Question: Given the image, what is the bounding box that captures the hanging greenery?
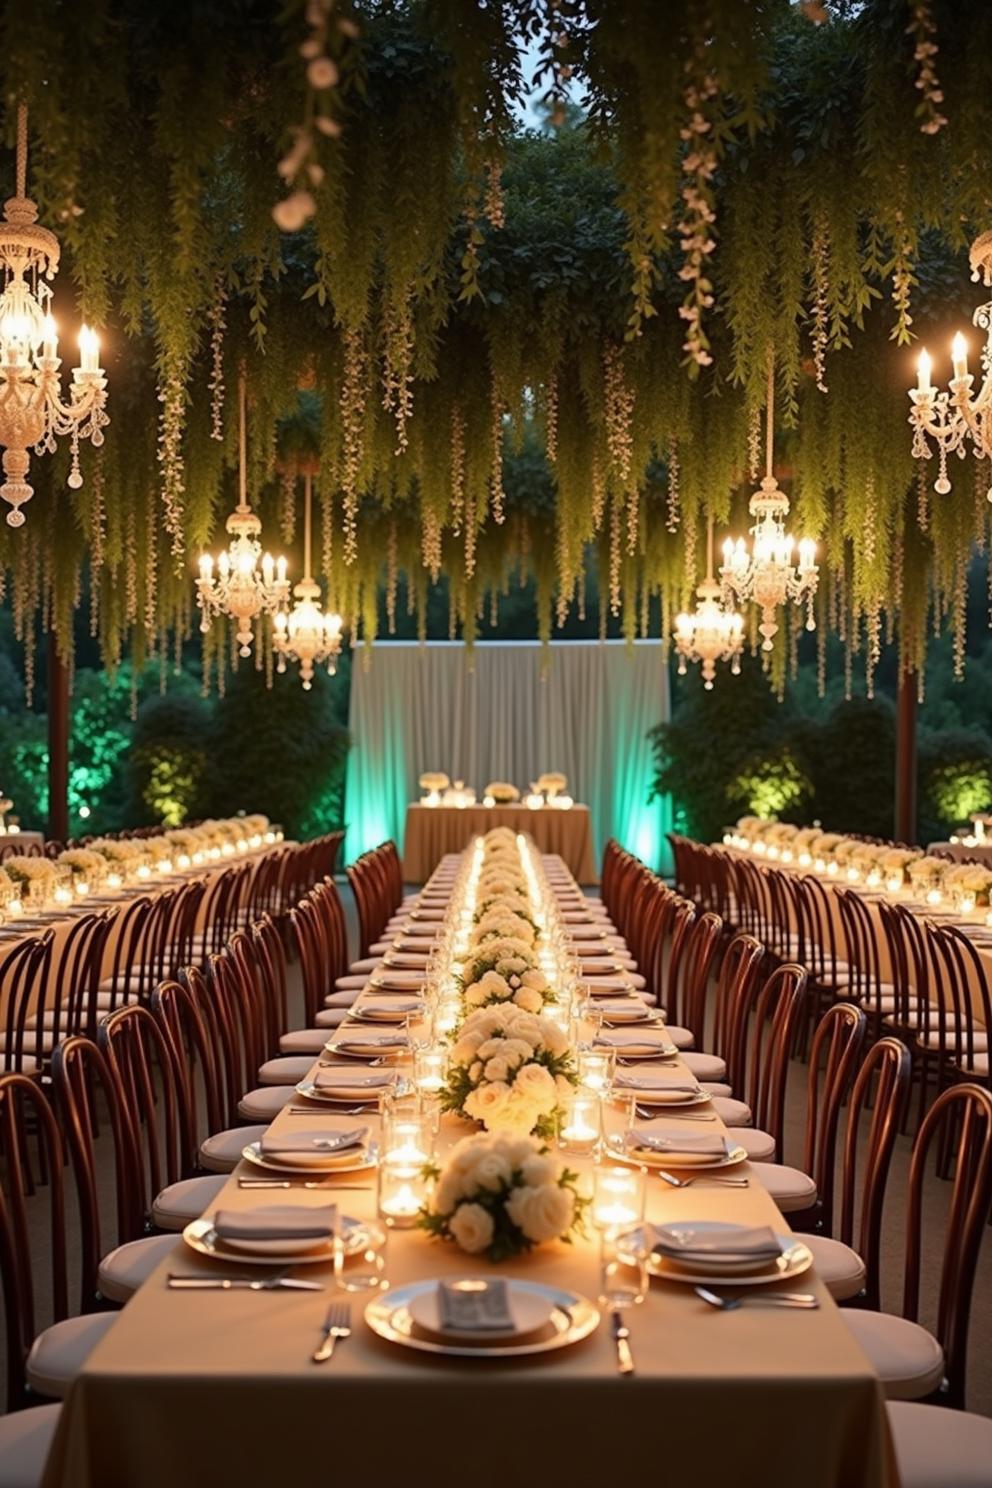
[1,0,992,693]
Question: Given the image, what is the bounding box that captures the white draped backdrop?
[344,640,672,873]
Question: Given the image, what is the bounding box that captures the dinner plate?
[592,1004,665,1027]
[407,1280,555,1345]
[296,1075,403,1105]
[322,1037,408,1061]
[365,1279,600,1358]
[612,1076,711,1108]
[595,1039,678,1061]
[641,1222,813,1286]
[182,1215,366,1265]
[241,1140,379,1175]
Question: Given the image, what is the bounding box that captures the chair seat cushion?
[238,1085,296,1122]
[26,1313,118,1400]
[915,1029,988,1056]
[336,976,369,992]
[748,1161,817,1215]
[257,1055,313,1086]
[27,990,139,1029]
[681,1052,727,1083]
[842,1311,945,1400]
[803,1234,866,1301]
[152,1174,227,1231]
[725,1126,776,1162]
[887,1401,992,1488]
[324,988,361,1007]
[0,1054,41,1075]
[199,1124,268,1173]
[699,1080,733,1099]
[98,1233,178,1304]
[349,958,381,974]
[659,1024,694,1051]
[369,941,392,956]
[709,1096,752,1126]
[279,1028,328,1055]
[314,1008,347,1029]
[0,1402,61,1488]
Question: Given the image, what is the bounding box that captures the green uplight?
[732,751,812,820]
[929,762,992,823]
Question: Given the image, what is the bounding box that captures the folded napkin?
[615,1071,700,1095]
[651,1223,780,1261]
[355,998,422,1019]
[370,970,424,990]
[331,1032,407,1051]
[582,977,636,997]
[595,1034,671,1056]
[261,1126,367,1158]
[625,1130,729,1157]
[313,1066,396,1091]
[438,1279,514,1333]
[214,1204,337,1242]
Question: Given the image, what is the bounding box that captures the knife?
[167,1274,324,1291]
[610,1308,634,1375]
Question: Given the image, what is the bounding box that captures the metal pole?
[895,668,918,845]
[47,631,69,843]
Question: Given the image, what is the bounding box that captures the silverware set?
[635,1106,716,1122]
[238,1178,370,1190]
[312,1302,352,1363]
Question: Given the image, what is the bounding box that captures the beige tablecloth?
[929,841,992,865]
[403,803,597,884]
[42,855,895,1488]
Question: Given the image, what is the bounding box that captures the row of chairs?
[601,838,992,1441]
[670,834,991,1127]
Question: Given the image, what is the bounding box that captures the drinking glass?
[335,1215,388,1291]
[599,1225,649,1308]
[557,1089,602,1157]
[592,1164,646,1232]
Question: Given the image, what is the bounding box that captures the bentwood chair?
[843,1082,992,1406]
[801,1035,912,1304]
[0,1073,116,1409]
[0,934,53,1078]
[97,1003,226,1232]
[51,1036,178,1307]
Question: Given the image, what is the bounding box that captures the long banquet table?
[41,849,896,1488]
[403,801,597,883]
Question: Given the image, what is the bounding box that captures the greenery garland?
[1,0,992,695]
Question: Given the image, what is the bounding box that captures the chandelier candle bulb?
[917,347,932,393]
[952,332,969,382]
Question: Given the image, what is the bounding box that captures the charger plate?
[366,1279,599,1358]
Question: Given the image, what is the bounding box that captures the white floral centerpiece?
[471,906,538,948]
[484,781,520,804]
[419,1132,588,1262]
[536,772,568,799]
[88,837,153,876]
[762,822,799,859]
[737,815,772,843]
[0,864,15,910]
[3,855,57,904]
[58,848,108,888]
[908,854,949,896]
[459,937,554,1013]
[443,1004,577,1137]
[944,863,992,908]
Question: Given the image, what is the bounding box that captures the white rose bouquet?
[482,826,517,849]
[58,848,108,885]
[908,855,949,892]
[3,856,57,899]
[944,864,992,903]
[419,771,450,793]
[736,815,772,841]
[470,907,538,948]
[419,1132,588,1262]
[484,781,520,804]
[444,1005,577,1138]
[463,966,553,1014]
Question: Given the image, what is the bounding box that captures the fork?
[635,1106,716,1122]
[287,1105,379,1115]
[694,1286,819,1311]
[238,1179,369,1190]
[656,1169,749,1189]
[312,1301,352,1363]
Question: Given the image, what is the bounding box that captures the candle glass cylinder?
[335,1217,388,1292]
[578,1047,616,1095]
[592,1165,646,1234]
[414,1046,447,1096]
[557,1089,602,1157]
[377,1158,431,1230]
[599,1226,650,1309]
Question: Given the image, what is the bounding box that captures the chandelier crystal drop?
[720,351,818,651]
[0,104,108,528]
[195,372,290,657]
[909,232,992,501]
[273,472,343,688]
[674,518,744,688]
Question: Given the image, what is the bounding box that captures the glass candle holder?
[335,1216,388,1292]
[377,1158,431,1229]
[592,1165,646,1233]
[414,1046,446,1096]
[599,1225,650,1309]
[557,1089,602,1157]
[578,1047,615,1095]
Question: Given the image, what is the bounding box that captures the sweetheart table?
[41,851,895,1488]
[403,802,597,883]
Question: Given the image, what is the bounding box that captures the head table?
[403,802,597,884]
[41,848,894,1488]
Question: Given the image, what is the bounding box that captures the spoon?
[657,1170,749,1189]
[694,1286,818,1311]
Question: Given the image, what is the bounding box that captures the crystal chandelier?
[674,519,744,688]
[909,231,992,501]
[273,471,343,688]
[720,351,818,651]
[0,104,108,528]
[196,372,290,657]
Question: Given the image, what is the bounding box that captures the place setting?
[240,1122,379,1178]
[178,1203,379,1278]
